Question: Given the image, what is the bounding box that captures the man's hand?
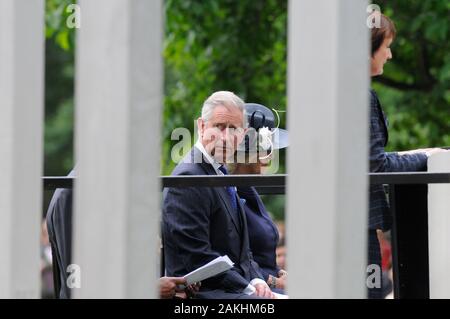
[253,283,275,299]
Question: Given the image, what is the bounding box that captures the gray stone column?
[73,0,163,298]
[0,0,45,298]
[287,0,369,298]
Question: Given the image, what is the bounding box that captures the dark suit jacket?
[162,147,264,298]
[369,89,427,230]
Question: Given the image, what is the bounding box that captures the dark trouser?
[368,229,382,299]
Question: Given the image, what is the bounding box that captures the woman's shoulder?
[369,88,380,107]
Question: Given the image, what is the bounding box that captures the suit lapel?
[217,188,242,235]
[191,148,242,235]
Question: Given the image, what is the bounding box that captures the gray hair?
[201,91,247,127]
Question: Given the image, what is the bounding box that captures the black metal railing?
[43,172,450,299]
[43,172,450,191]
[43,175,286,194]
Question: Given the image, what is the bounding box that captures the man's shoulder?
[163,151,215,203]
[171,147,211,176]
[171,162,206,176]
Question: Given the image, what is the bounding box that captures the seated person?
[230,103,289,292]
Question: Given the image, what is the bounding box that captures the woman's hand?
[278,269,288,278]
[398,148,449,157]
[276,275,286,290]
[267,272,287,290]
[423,148,450,157]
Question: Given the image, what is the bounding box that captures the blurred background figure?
[378,230,393,299]
[276,238,286,271]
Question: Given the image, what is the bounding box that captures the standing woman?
[368,13,447,298]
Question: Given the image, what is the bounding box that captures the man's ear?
[197,118,204,137]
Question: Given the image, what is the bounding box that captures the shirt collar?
[194,140,222,174]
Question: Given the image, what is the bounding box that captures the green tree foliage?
[44,0,76,175]
[44,1,449,220]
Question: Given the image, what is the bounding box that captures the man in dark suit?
[162,91,275,299]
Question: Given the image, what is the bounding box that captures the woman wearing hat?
[230,103,288,292]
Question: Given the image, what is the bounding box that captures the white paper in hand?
[184,255,234,285]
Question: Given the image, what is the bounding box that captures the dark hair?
[371,13,396,56]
